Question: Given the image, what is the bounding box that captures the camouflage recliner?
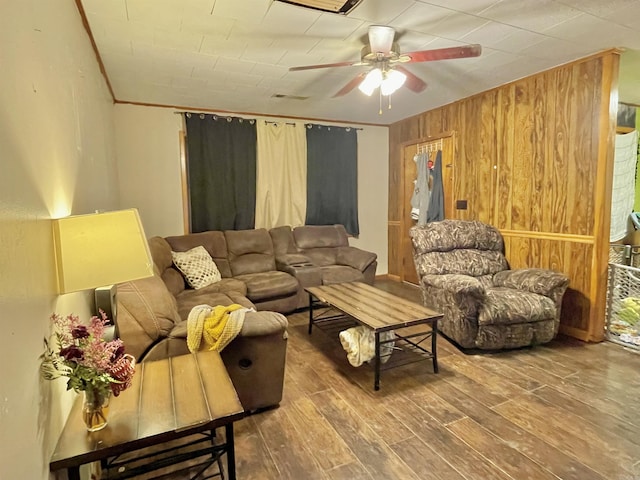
[410,220,569,350]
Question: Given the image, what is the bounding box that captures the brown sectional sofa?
[115,224,377,412]
[271,224,378,308]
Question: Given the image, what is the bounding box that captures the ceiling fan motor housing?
[361,44,402,63]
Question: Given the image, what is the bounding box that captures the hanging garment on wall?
[427,150,444,222]
[611,130,639,241]
[410,152,430,225]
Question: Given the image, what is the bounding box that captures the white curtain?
[255,121,307,229]
[611,130,639,241]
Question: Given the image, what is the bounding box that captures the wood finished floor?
[171,280,640,480]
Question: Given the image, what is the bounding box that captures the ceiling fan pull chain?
[378,89,383,115]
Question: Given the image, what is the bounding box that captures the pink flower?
[41,312,135,397]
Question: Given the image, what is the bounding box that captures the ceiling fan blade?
[332,73,367,97]
[394,66,427,93]
[289,60,361,72]
[368,25,395,55]
[404,44,482,63]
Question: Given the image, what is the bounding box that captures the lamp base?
[95,285,117,327]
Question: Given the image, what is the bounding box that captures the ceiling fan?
[289,25,482,98]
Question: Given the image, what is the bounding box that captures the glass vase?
[82,385,111,432]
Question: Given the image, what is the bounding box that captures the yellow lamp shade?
[53,209,154,294]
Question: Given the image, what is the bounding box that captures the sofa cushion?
[319,265,365,285]
[117,275,181,333]
[269,225,296,255]
[195,277,247,297]
[116,275,181,359]
[166,231,232,278]
[148,236,186,296]
[234,271,299,301]
[225,229,276,275]
[171,246,222,289]
[411,219,504,253]
[478,287,557,326]
[293,224,349,249]
[303,247,338,267]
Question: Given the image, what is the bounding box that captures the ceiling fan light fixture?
[381,69,407,96]
[358,68,383,96]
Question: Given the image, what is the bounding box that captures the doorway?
[401,135,455,285]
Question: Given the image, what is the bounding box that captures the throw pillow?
[171,246,221,289]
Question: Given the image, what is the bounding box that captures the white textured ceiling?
[80,0,640,125]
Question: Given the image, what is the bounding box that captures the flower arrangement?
[41,312,135,430]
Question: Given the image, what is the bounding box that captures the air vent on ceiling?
[272,93,310,100]
[275,0,363,15]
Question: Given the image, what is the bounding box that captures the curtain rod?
[176,111,362,130]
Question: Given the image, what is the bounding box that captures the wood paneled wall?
[389,51,620,341]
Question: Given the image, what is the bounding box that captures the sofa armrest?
[336,246,377,271]
[493,268,569,300]
[275,253,313,269]
[169,311,288,340]
[239,311,289,338]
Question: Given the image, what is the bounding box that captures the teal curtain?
[305,125,359,235]
[185,114,256,232]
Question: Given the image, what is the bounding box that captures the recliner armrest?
[422,273,486,301]
[493,268,569,300]
[336,246,377,271]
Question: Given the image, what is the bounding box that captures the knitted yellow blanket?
[187,304,246,353]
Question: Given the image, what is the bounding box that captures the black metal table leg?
[374,331,381,391]
[225,424,236,480]
[431,319,439,373]
[308,293,314,334]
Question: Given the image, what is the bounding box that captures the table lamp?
[53,208,154,327]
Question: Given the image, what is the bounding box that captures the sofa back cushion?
[165,231,232,278]
[269,225,296,255]
[148,236,186,297]
[411,219,504,253]
[116,274,181,360]
[410,220,508,278]
[293,224,349,249]
[292,225,350,267]
[225,229,276,275]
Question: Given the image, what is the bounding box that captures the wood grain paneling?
[388,51,621,341]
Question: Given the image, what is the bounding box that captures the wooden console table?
[50,351,245,480]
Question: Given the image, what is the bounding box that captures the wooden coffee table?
[49,351,245,480]
[306,282,442,390]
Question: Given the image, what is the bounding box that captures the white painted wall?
[0,4,388,479]
[114,106,185,238]
[115,104,389,273]
[0,2,118,479]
